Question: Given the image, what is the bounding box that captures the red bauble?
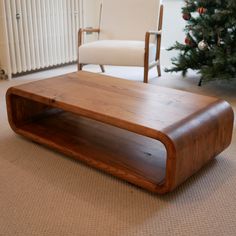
[185,37,194,46]
[182,12,191,20]
[197,7,207,14]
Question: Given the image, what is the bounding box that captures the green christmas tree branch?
[165,0,236,84]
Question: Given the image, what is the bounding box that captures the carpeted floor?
[0,65,236,236]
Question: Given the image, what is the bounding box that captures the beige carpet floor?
[0,65,236,236]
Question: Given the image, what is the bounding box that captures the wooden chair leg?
[100,65,105,73]
[157,64,161,77]
[78,63,83,71]
[143,66,149,83]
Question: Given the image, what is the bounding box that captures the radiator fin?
[4,0,81,74]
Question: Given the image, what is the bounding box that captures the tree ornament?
[217,38,225,46]
[185,36,194,46]
[197,7,207,14]
[182,12,191,20]
[198,40,208,50]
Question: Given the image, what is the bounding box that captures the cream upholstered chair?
[78,0,163,83]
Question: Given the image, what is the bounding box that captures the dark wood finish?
[99,65,105,73]
[144,31,150,84]
[6,71,234,194]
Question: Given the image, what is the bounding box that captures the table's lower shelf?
[17,110,167,189]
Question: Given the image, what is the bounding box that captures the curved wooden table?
[6,71,234,194]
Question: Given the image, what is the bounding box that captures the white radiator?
[4,0,82,75]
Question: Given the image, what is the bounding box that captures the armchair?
[78,0,163,83]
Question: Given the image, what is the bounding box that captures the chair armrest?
[145,30,162,49]
[147,30,162,36]
[78,28,100,47]
[145,30,162,51]
[80,28,100,33]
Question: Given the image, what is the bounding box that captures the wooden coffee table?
[6,71,234,194]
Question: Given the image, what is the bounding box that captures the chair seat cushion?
[78,40,156,67]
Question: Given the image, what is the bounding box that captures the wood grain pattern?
[6,71,234,193]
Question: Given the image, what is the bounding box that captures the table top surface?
[10,71,222,137]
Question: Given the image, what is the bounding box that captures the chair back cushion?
[99,0,161,42]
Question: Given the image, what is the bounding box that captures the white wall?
[83,0,101,28]
[162,0,185,48]
[161,0,185,66]
[82,0,101,42]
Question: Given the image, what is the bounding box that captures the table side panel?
[164,100,234,190]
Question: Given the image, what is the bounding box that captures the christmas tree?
[166,0,236,85]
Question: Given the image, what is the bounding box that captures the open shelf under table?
[18,110,167,186]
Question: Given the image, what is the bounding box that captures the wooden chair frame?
[78,5,163,83]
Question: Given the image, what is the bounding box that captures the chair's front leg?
[99,65,105,73]
[78,29,84,71]
[144,32,151,83]
[78,64,83,71]
[156,34,162,77]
